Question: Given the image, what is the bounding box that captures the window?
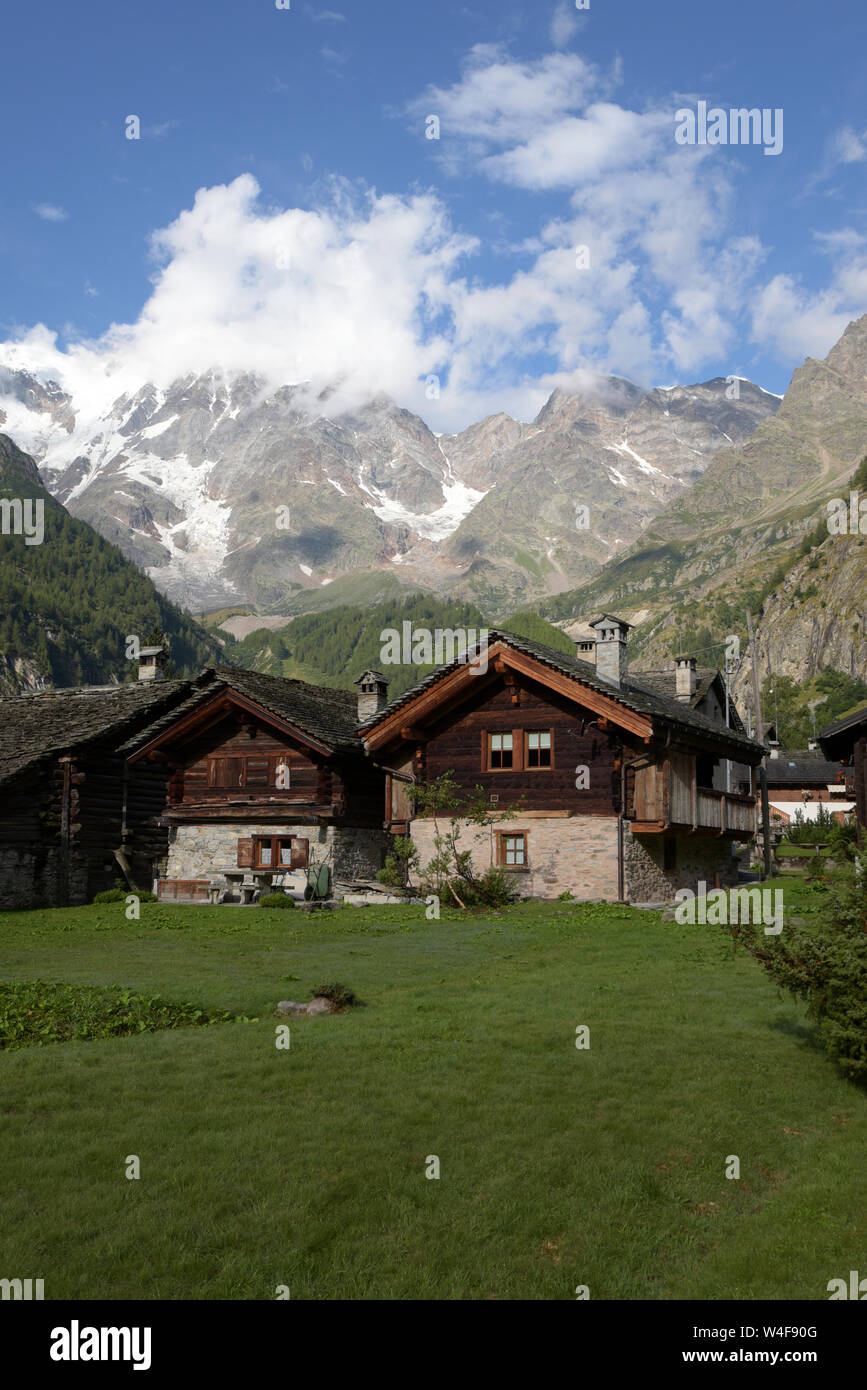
[207,754,292,789]
[526,731,552,768]
[488,732,513,769]
[484,730,554,771]
[663,837,677,872]
[496,831,528,869]
[254,836,296,869]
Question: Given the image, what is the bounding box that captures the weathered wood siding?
[420,679,621,814]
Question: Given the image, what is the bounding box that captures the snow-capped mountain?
[0,362,780,612]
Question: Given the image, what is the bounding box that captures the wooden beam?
[362,639,654,751]
[130,688,333,763]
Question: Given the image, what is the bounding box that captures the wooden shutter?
[290,837,309,869]
[237,837,255,868]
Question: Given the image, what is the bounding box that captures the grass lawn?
[0,881,864,1301]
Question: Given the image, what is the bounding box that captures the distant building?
[818,705,867,829]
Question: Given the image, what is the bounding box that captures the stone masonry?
[408,816,620,900]
[164,822,387,884]
[624,827,741,902]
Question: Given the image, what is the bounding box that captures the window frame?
[486,731,515,771]
[482,729,555,772]
[495,829,529,871]
[252,835,296,870]
[525,729,554,770]
[206,753,292,790]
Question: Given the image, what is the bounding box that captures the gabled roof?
[764,756,847,785]
[818,703,867,757]
[124,666,363,759]
[360,629,765,759]
[636,667,747,733]
[0,677,199,787]
[0,665,367,787]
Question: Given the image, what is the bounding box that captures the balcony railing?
[632,758,756,835]
[694,788,756,834]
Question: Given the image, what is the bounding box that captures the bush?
[375,836,419,891]
[92,888,157,904]
[311,982,355,1010]
[734,844,867,1080]
[258,892,296,909]
[429,866,520,910]
[0,980,253,1049]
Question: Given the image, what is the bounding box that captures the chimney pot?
[354,669,389,722]
[589,615,630,688]
[138,645,167,682]
[674,655,697,701]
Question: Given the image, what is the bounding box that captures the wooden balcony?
[630,753,756,836]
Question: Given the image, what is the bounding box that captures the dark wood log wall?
[856,733,867,828]
[156,715,384,828]
[173,724,321,806]
[421,678,622,815]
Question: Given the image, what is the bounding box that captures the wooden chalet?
[818,705,867,828]
[124,667,387,901]
[0,676,205,909]
[0,661,388,909]
[359,619,765,902]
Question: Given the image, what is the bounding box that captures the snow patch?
[139,414,178,440]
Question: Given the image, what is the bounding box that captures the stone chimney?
[138,645,167,682]
[674,655,697,702]
[354,669,389,722]
[590,615,631,688]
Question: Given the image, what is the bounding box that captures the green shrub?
[311,982,356,1010]
[376,836,420,891]
[733,845,867,1080]
[0,980,253,1049]
[258,892,296,909]
[450,867,521,910]
[92,888,157,904]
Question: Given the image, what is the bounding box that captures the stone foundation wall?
[165,822,387,884]
[407,816,620,900]
[624,829,741,902]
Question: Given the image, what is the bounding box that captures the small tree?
[409,772,525,909]
[732,836,867,1080]
[376,835,421,891]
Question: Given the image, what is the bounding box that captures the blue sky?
[2,0,867,429]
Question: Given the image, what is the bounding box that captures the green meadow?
[0,884,863,1300]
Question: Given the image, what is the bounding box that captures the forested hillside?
[215,597,574,698]
[0,434,220,693]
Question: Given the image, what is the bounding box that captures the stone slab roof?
[361,629,765,759]
[121,667,363,757]
[0,678,197,787]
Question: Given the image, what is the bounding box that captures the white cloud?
[831,125,867,164]
[305,5,345,21]
[34,203,69,222]
[550,1,581,48]
[749,231,867,360]
[1,174,478,430]
[6,44,867,436]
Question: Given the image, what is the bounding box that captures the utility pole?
[746,609,772,881]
